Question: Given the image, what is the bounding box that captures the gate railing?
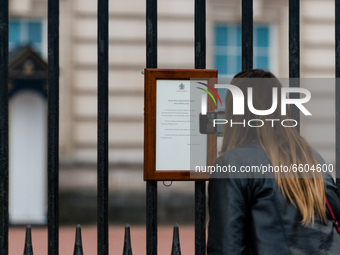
[1,0,340,254]
[0,0,9,253]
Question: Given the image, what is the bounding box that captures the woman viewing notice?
[207,69,340,255]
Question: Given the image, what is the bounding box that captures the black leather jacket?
[207,142,340,255]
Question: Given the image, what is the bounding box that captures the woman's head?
[221,69,293,152]
[221,69,326,225]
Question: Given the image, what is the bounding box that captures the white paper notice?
[156,80,207,171]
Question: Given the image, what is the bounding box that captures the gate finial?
[171,223,181,255]
[122,224,133,255]
[23,225,33,255]
[73,224,84,255]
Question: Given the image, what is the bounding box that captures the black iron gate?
[0,0,340,254]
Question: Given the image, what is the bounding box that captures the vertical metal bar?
[194,182,205,255]
[289,0,300,132]
[48,0,60,254]
[195,0,206,255]
[195,0,206,69]
[146,0,157,254]
[146,0,157,69]
[335,0,340,195]
[242,0,253,70]
[146,182,157,255]
[97,0,109,253]
[0,0,9,254]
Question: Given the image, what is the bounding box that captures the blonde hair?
[221,69,326,225]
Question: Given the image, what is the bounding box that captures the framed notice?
[144,69,218,181]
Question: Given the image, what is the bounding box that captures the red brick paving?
[9,225,195,254]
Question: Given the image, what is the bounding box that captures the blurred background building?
[7,0,335,224]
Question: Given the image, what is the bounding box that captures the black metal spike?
[122,224,133,255]
[73,224,84,255]
[171,223,181,255]
[23,225,33,255]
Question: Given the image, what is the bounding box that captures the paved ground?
[9,225,195,254]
